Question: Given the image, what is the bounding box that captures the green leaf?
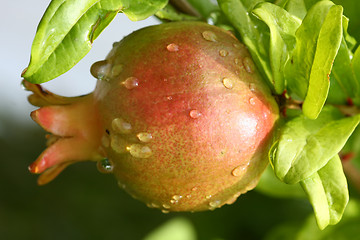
[256,166,305,198]
[284,1,342,119]
[121,0,168,21]
[300,155,349,230]
[252,2,301,94]
[302,5,343,119]
[330,27,358,100]
[285,0,307,20]
[218,0,274,91]
[143,218,196,240]
[22,0,167,83]
[187,0,219,18]
[273,106,360,184]
[155,4,199,21]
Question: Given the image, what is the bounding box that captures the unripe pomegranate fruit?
[24,21,278,212]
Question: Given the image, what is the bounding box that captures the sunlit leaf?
[22,0,167,83]
[253,2,300,93]
[273,106,360,184]
[300,155,349,229]
[144,218,197,240]
[284,1,342,120]
[302,5,343,119]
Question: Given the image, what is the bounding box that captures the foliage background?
[0,0,359,239]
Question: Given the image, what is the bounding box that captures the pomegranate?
[24,21,279,212]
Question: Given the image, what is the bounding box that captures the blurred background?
[1,1,359,239]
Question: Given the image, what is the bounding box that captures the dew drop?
[122,77,139,89]
[205,195,212,200]
[97,158,113,174]
[243,57,255,73]
[166,96,173,101]
[231,164,249,177]
[172,195,182,201]
[162,203,171,209]
[189,109,202,119]
[202,31,217,42]
[112,41,120,48]
[101,135,110,148]
[110,135,128,153]
[233,43,241,49]
[226,193,241,205]
[110,64,123,77]
[127,144,153,158]
[166,43,179,52]
[151,203,160,209]
[219,49,229,57]
[209,200,221,209]
[136,132,153,143]
[90,60,111,81]
[186,194,192,199]
[112,118,132,134]
[249,83,256,92]
[222,78,233,89]
[170,199,177,204]
[191,187,198,191]
[249,98,256,105]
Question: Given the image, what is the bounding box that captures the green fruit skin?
[93,21,279,212]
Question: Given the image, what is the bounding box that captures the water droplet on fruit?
[249,98,256,105]
[151,203,160,209]
[209,200,221,209]
[234,58,241,65]
[101,135,110,148]
[112,118,132,134]
[166,43,179,52]
[127,144,153,158]
[219,49,229,57]
[111,64,123,77]
[166,96,173,101]
[97,158,113,173]
[191,187,198,191]
[111,135,127,153]
[249,83,256,91]
[233,43,241,49]
[243,57,254,73]
[136,132,153,143]
[186,194,192,199]
[202,31,217,42]
[122,77,139,89]
[206,195,212,199]
[162,203,171,209]
[231,163,249,177]
[90,60,111,81]
[189,109,202,119]
[172,195,182,201]
[226,193,241,205]
[112,41,120,48]
[222,78,233,89]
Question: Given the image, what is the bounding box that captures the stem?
[169,0,202,17]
